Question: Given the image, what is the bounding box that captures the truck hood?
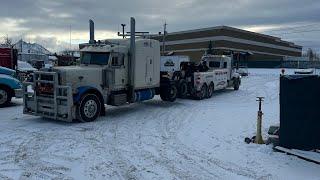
[0,74,22,89]
[53,66,103,88]
[0,66,15,76]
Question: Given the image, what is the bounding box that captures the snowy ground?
[0,69,319,180]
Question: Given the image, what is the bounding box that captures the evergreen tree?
[207,41,214,55]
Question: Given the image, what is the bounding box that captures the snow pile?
[0,69,319,179]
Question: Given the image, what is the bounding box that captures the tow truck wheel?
[178,79,188,98]
[234,78,240,90]
[77,94,101,122]
[160,85,177,102]
[167,85,177,102]
[197,84,207,100]
[0,87,12,108]
[207,83,214,98]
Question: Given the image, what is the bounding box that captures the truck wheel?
[234,78,240,90]
[160,91,168,101]
[178,79,188,98]
[160,85,177,102]
[0,87,12,108]
[166,85,177,102]
[207,83,214,98]
[197,84,207,100]
[77,94,101,122]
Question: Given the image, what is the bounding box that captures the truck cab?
[202,55,234,81]
[23,17,177,122]
[0,66,22,107]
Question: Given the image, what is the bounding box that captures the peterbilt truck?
[181,55,241,99]
[23,18,177,122]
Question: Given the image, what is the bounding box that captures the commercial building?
[152,26,302,67]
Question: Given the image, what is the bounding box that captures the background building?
[14,40,51,68]
[152,26,302,68]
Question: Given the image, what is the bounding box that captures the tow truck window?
[209,61,220,68]
[223,62,227,68]
[81,52,110,65]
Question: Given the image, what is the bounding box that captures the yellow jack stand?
[254,97,265,144]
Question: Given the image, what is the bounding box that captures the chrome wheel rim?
[83,99,98,118]
[0,89,8,105]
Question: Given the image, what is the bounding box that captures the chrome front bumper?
[23,71,75,122]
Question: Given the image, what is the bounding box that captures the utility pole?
[121,24,126,39]
[162,22,167,55]
[69,24,72,55]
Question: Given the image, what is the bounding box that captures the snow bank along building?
[152,26,302,68]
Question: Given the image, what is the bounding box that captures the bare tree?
[307,48,315,61]
[1,35,12,46]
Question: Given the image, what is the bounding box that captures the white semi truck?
[23,18,177,122]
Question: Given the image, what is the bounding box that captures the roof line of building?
[163,36,301,53]
[165,47,293,58]
[158,25,302,49]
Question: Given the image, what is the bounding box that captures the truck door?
[110,53,127,88]
[145,56,153,84]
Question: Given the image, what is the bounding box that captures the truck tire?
[196,84,207,100]
[177,79,188,98]
[160,85,177,102]
[234,78,240,90]
[207,83,214,98]
[0,86,12,108]
[77,94,101,122]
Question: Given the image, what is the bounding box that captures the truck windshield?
[81,52,110,65]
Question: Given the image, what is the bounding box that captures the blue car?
[0,66,23,107]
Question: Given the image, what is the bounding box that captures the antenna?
[162,21,167,55]
[121,24,126,39]
[69,24,72,53]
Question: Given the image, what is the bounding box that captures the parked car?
[0,66,23,107]
[17,61,37,73]
[236,66,249,76]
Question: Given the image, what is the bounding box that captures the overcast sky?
[1,0,319,52]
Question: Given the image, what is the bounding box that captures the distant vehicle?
[29,60,45,69]
[236,66,249,76]
[294,69,314,75]
[0,66,22,107]
[0,47,18,70]
[17,61,37,73]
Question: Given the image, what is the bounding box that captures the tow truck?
[188,55,241,99]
